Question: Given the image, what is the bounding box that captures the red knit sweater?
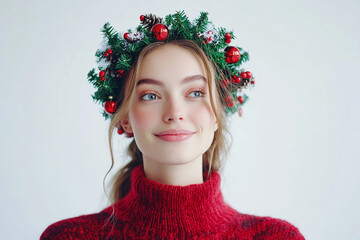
[40,164,305,239]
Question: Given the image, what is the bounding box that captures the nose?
[163,97,184,123]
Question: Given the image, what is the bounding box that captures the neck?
[142,157,204,186]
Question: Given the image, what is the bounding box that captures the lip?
[154,129,195,142]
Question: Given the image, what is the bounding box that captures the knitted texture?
[40,165,305,239]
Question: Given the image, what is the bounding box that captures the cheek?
[130,105,158,127]
[192,103,216,124]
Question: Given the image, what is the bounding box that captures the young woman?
[40,12,305,239]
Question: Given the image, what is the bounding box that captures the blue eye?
[189,90,205,98]
[141,93,158,101]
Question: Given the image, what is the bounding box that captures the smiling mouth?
[154,133,194,142]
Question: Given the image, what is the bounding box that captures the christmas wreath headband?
[87,11,255,123]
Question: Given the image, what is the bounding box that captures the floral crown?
[87,11,255,133]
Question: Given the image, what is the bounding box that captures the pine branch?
[194,12,209,33]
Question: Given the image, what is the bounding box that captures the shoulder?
[40,211,111,240]
[232,213,305,239]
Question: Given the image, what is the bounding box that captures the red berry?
[251,80,255,85]
[100,77,105,82]
[232,75,241,83]
[227,101,234,107]
[240,72,248,79]
[107,49,113,54]
[104,52,109,57]
[225,38,231,44]
[246,71,252,78]
[140,15,145,21]
[225,95,231,102]
[99,70,105,78]
[225,33,231,38]
[117,128,124,135]
[238,96,244,104]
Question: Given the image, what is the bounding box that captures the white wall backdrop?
[1,0,359,239]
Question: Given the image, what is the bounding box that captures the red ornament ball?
[151,24,169,41]
[238,96,245,104]
[104,100,117,114]
[232,75,241,83]
[124,32,134,43]
[240,72,248,79]
[245,71,252,78]
[140,15,145,22]
[224,46,240,64]
[99,70,105,78]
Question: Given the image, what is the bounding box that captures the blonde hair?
[103,40,233,205]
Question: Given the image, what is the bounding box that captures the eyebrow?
[136,75,207,87]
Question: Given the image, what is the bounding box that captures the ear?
[120,115,133,133]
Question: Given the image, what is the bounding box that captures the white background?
[1,0,359,239]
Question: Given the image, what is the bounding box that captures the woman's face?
[125,44,218,166]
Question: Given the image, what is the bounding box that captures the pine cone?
[141,14,163,30]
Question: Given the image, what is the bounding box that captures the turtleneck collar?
[103,164,239,237]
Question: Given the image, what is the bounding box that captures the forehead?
[138,44,206,82]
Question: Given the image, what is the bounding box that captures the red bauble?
[232,75,241,83]
[99,70,105,78]
[240,72,248,79]
[224,46,240,64]
[104,100,117,114]
[140,15,145,22]
[238,96,245,104]
[245,71,252,78]
[124,32,133,43]
[151,24,169,41]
